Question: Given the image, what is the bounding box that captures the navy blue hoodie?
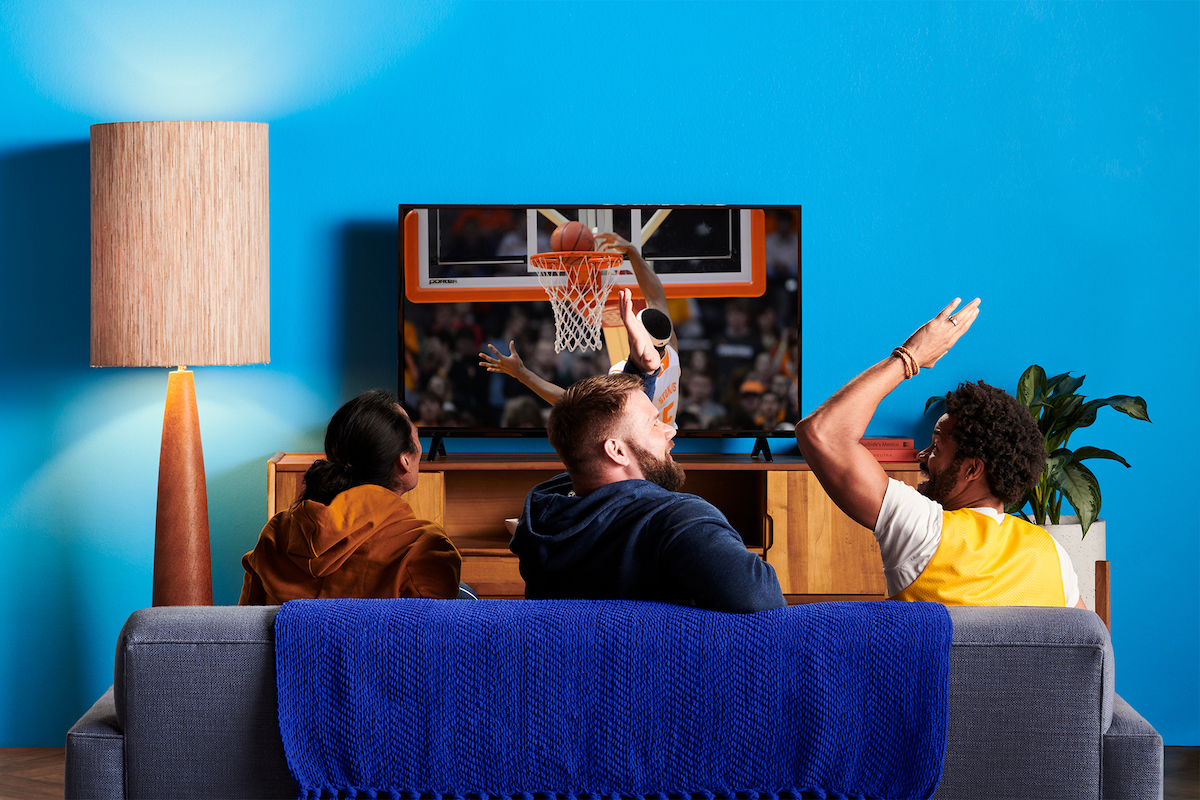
[511,473,785,613]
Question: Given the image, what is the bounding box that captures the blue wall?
[1,1,1195,746]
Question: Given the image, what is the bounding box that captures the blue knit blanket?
[275,599,951,800]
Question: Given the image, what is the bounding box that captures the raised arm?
[616,288,663,374]
[479,340,564,406]
[794,297,980,529]
[595,231,678,352]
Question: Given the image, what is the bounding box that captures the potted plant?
[1007,364,1150,535]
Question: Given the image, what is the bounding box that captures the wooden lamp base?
[152,368,213,606]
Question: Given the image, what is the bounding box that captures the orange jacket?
[239,484,461,604]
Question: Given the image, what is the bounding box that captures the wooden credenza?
[267,452,922,603]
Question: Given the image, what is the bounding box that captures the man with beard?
[510,372,785,612]
[794,298,1082,608]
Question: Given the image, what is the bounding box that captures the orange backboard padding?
[403,208,767,304]
[403,209,422,299]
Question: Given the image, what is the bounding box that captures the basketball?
[550,221,594,252]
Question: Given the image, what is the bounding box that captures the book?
[869,449,918,462]
[861,436,918,462]
[860,436,914,449]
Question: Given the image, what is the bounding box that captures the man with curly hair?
[795,298,1083,608]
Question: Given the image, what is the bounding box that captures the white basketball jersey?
[610,345,681,427]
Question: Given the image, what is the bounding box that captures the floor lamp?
[90,121,270,607]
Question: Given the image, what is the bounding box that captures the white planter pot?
[1041,516,1106,611]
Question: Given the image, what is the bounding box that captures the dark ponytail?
[297,389,418,506]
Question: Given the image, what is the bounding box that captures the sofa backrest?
[111,603,1114,800]
[940,606,1114,799]
[114,605,295,800]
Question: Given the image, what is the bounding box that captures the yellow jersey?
[890,507,1067,606]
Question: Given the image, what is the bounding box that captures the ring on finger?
[948,316,958,326]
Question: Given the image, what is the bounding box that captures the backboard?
[402,205,766,303]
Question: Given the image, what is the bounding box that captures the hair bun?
[300,458,355,506]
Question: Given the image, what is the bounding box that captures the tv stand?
[268,452,922,603]
[426,433,447,460]
[750,435,774,461]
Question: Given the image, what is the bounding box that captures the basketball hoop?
[531,251,624,352]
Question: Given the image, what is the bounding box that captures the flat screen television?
[399,204,800,455]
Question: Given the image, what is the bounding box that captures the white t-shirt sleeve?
[873,478,943,597]
[1046,533,1082,608]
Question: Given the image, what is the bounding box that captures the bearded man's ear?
[603,438,632,467]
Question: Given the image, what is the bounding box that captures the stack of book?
[861,437,918,462]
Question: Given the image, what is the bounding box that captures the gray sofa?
[65,604,1162,800]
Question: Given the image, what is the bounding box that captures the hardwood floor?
[2,746,1196,799]
[0,749,64,800]
[1168,745,1200,800]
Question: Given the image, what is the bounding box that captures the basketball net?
[531,251,624,352]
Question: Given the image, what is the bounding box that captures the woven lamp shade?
[91,121,270,367]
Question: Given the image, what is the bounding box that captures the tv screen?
[399,204,800,443]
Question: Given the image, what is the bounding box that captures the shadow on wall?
[338,222,399,401]
[206,426,324,606]
[208,457,275,605]
[0,143,92,744]
[0,142,91,368]
[5,516,87,746]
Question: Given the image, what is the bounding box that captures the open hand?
[902,297,981,368]
[594,231,636,255]
[479,340,526,378]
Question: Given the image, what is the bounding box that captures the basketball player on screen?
[479,232,683,426]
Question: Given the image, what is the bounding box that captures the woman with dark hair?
[239,389,463,604]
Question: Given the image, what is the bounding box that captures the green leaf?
[1045,395,1083,442]
[1042,448,1069,486]
[1073,398,1105,430]
[1035,402,1057,437]
[1024,399,1048,428]
[1044,448,1071,475]
[1036,394,1080,442]
[1039,450,1071,523]
[1016,365,1046,407]
[925,395,946,415]
[1075,395,1152,429]
[1104,394,1151,423]
[1055,394,1099,434]
[1048,460,1102,535]
[1070,446,1131,469]
[1046,372,1085,398]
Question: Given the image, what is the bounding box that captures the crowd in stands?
[404,296,798,432]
